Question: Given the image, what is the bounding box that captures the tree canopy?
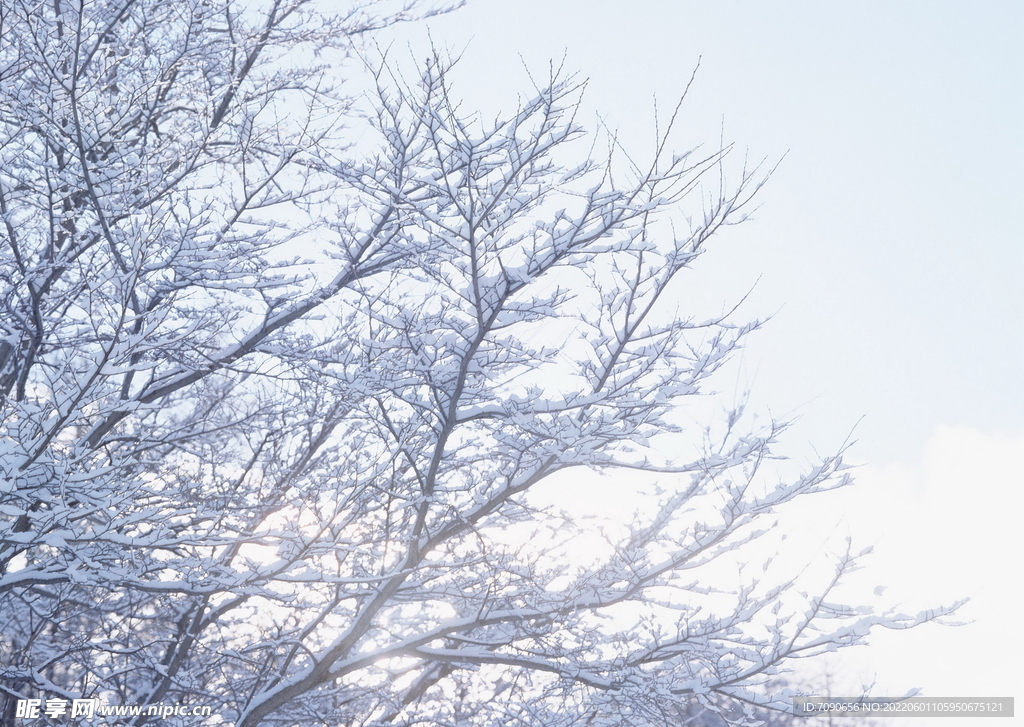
[0,1,956,725]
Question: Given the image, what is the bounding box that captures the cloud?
[830,426,1023,723]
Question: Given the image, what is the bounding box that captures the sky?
[380,0,1024,721]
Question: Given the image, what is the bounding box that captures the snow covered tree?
[0,0,956,725]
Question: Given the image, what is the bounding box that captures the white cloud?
[823,426,1024,725]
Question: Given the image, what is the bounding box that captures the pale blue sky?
[385,0,1023,465]
[377,0,1024,713]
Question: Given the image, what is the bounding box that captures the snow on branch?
[0,5,954,727]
